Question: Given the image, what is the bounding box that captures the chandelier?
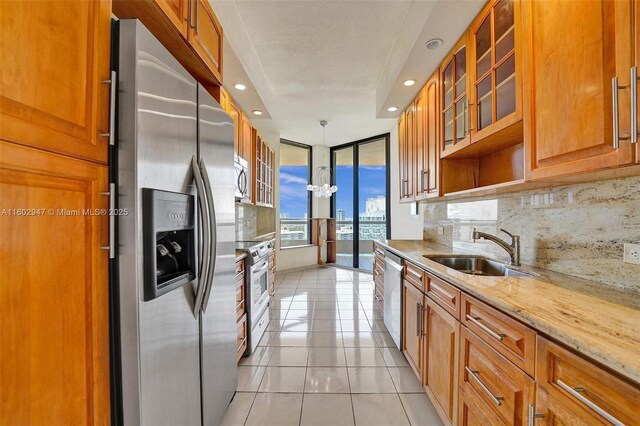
[307,120,338,198]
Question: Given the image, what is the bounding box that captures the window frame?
[279,139,313,248]
[330,133,391,269]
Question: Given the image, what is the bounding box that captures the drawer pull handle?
[466,315,506,341]
[466,367,504,406]
[556,380,624,426]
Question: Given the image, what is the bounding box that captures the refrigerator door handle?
[199,157,217,312]
[192,155,210,316]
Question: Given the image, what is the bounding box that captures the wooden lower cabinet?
[236,313,248,363]
[424,297,460,426]
[459,327,535,425]
[403,280,425,378]
[235,257,248,362]
[397,259,640,426]
[534,336,640,425]
[0,141,110,425]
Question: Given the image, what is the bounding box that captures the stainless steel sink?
[423,255,531,277]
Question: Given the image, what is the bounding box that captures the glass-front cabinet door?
[440,35,471,157]
[470,0,522,140]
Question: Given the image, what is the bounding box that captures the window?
[279,140,312,247]
[331,134,390,270]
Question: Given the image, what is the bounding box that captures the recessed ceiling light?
[387,106,398,112]
[252,110,263,116]
[425,38,443,50]
[403,79,416,87]
[234,83,246,90]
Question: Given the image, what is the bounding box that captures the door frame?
[330,133,391,269]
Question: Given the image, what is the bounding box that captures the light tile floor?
[221,266,443,426]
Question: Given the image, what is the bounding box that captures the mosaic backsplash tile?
[422,176,640,291]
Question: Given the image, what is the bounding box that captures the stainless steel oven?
[249,258,269,322]
[236,239,274,354]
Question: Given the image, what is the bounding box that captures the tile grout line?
[343,276,357,426]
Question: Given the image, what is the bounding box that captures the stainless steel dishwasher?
[383,250,403,350]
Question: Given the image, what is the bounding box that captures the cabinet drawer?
[404,262,426,291]
[373,259,385,281]
[461,294,536,376]
[236,284,245,321]
[426,274,460,317]
[459,327,535,425]
[458,386,506,426]
[536,336,640,425]
[236,313,247,362]
[235,258,245,275]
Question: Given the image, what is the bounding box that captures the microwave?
[234,155,249,201]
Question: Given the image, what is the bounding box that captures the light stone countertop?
[235,251,247,263]
[378,239,640,385]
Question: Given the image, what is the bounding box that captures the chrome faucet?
[472,228,521,266]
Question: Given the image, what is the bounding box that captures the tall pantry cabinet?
[0,0,112,424]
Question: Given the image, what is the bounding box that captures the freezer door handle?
[199,157,217,312]
[192,155,210,316]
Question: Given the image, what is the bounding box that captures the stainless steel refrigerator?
[116,20,237,425]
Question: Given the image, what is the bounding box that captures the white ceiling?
[211,0,484,146]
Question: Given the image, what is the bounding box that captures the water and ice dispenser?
[143,188,196,301]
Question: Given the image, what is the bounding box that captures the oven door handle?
[200,158,217,313]
[252,261,269,276]
[191,156,210,317]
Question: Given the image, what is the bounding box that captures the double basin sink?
[423,255,531,277]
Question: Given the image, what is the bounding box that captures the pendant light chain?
[307,120,338,198]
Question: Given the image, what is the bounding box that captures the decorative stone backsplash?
[422,176,640,291]
[236,203,276,241]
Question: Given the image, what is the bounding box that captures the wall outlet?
[623,243,640,265]
[437,226,445,236]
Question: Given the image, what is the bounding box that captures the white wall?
[388,124,423,239]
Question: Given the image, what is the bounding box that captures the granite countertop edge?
[377,239,640,385]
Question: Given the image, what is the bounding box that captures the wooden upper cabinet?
[0,142,110,425]
[0,0,111,164]
[397,111,407,202]
[441,35,471,158]
[113,0,223,86]
[240,112,253,163]
[522,0,636,180]
[226,96,241,157]
[414,88,427,200]
[425,297,460,425]
[156,0,188,38]
[635,0,639,164]
[425,72,440,198]
[400,104,415,201]
[186,0,223,84]
[469,0,523,145]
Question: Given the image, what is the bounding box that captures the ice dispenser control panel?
[143,188,196,301]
